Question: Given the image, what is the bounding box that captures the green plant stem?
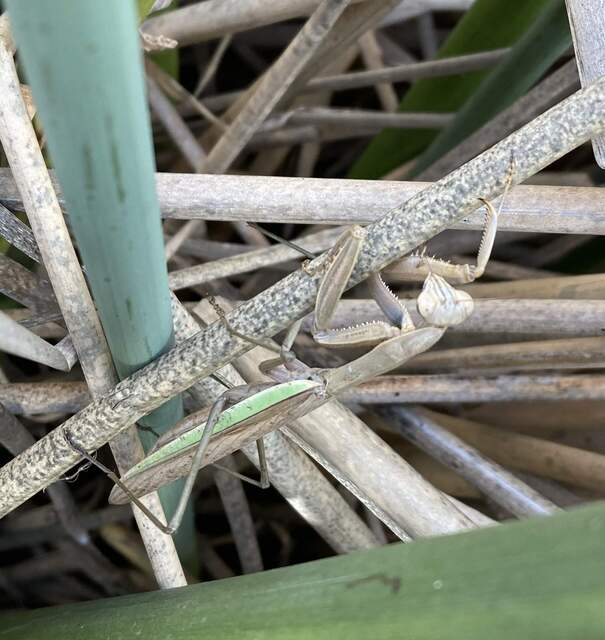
[6,0,195,571]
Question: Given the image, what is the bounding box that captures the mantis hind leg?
[63,429,175,535]
[66,384,272,537]
[167,385,272,534]
[213,437,270,489]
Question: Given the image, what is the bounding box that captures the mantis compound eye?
[417,273,474,327]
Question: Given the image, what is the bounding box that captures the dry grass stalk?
[212,459,264,574]
[343,374,605,403]
[403,336,605,373]
[165,0,353,258]
[358,30,398,111]
[0,312,73,371]
[0,202,41,261]
[146,74,206,172]
[142,0,471,46]
[461,273,605,299]
[2,170,605,235]
[379,406,558,517]
[417,409,605,494]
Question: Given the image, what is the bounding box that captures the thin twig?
[249,42,357,178]
[416,11,438,58]
[169,227,341,290]
[342,374,605,404]
[418,409,605,494]
[461,273,605,300]
[165,0,352,258]
[0,506,131,552]
[403,336,605,373]
[213,457,264,574]
[194,34,232,97]
[359,30,398,111]
[512,472,584,508]
[2,170,605,235]
[0,202,41,261]
[262,106,454,130]
[142,0,472,46]
[0,254,58,315]
[198,534,235,579]
[146,59,226,130]
[521,234,592,267]
[379,406,558,518]
[0,382,89,415]
[147,74,206,172]
[0,311,72,371]
[463,401,605,434]
[181,48,509,114]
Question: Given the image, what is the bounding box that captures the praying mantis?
[71,166,510,536]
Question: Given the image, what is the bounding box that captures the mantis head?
[417,273,474,327]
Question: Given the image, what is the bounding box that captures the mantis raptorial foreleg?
[310,172,514,352]
[383,198,499,284]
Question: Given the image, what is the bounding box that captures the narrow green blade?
[348,0,553,180]
[410,0,571,177]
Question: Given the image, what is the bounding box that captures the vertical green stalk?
[7,0,196,570]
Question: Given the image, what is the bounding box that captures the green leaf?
[150,47,179,80]
[348,0,555,180]
[136,0,157,22]
[411,0,571,177]
[5,503,605,638]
